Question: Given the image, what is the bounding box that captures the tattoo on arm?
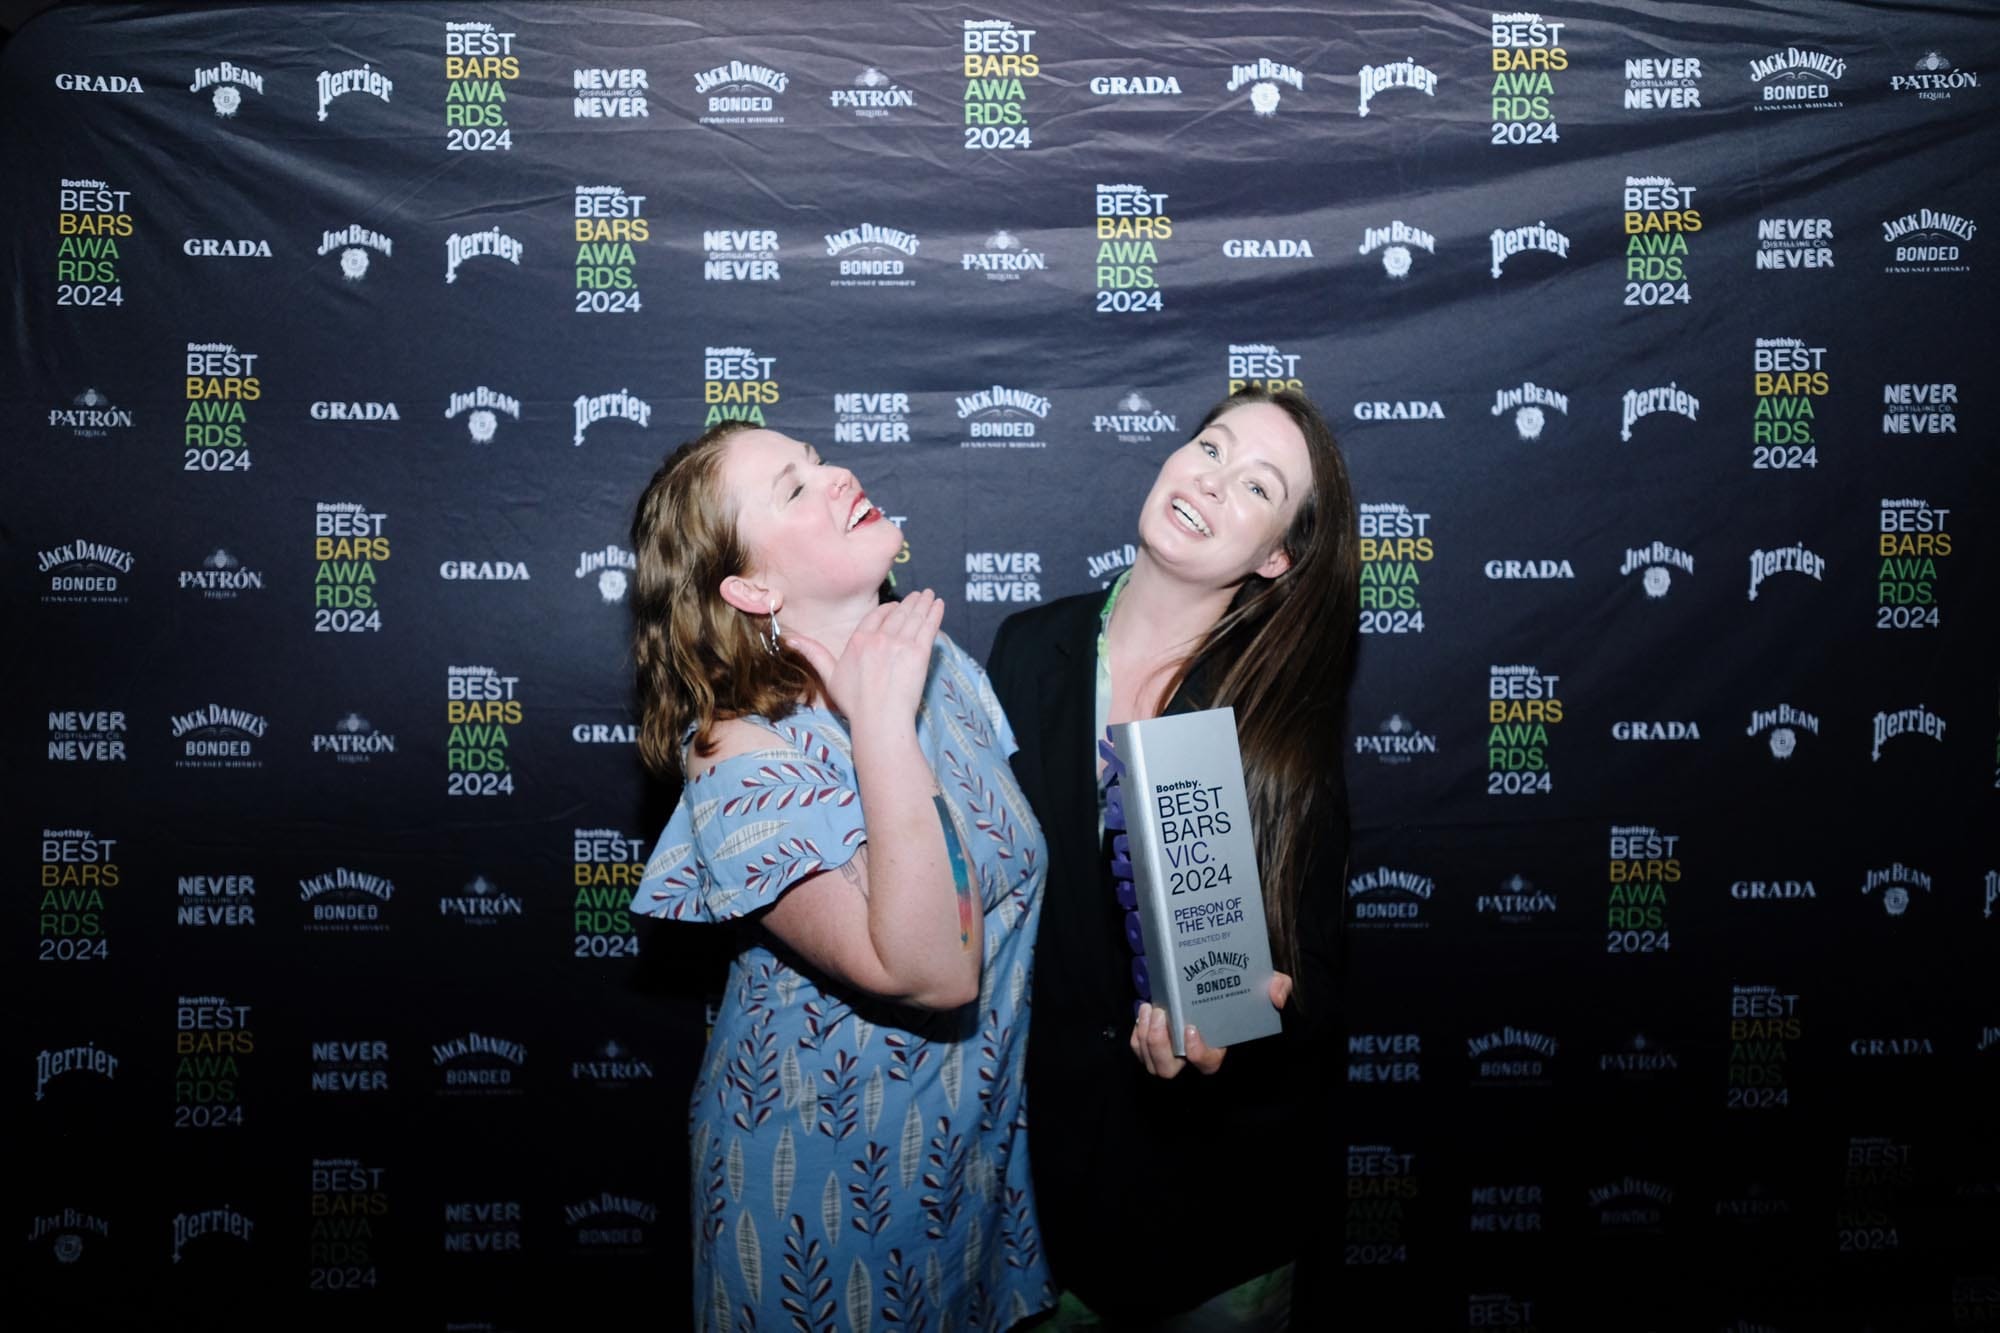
[932,794,976,952]
[838,846,868,898]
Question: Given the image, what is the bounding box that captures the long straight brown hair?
[628,420,826,778]
[1158,386,1360,990]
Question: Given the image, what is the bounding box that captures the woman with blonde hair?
[627,420,1054,1330]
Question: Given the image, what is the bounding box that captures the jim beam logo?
[1357,56,1437,116]
[705,346,777,427]
[1093,391,1173,445]
[1347,1032,1421,1084]
[575,62,648,118]
[956,383,1051,450]
[433,1030,526,1095]
[1492,381,1567,441]
[1599,1032,1678,1081]
[963,227,1047,282]
[1227,343,1301,396]
[1360,220,1436,279]
[441,874,524,927]
[171,1206,254,1264]
[39,537,132,605]
[704,227,779,282]
[178,872,255,928]
[28,1208,109,1264]
[695,57,788,125]
[1624,53,1701,110]
[1747,543,1825,601]
[577,544,636,604]
[833,65,915,118]
[170,704,267,770]
[1354,713,1437,766]
[310,1039,389,1094]
[1476,872,1556,924]
[317,224,393,282]
[1227,56,1303,117]
[444,225,524,284]
[1620,382,1698,443]
[1860,862,1931,917]
[1882,207,1975,274]
[961,19,1039,150]
[443,21,518,150]
[1757,217,1832,270]
[1347,865,1434,929]
[298,867,394,934]
[1892,51,1980,101]
[565,1190,657,1252]
[1490,12,1568,146]
[51,387,134,437]
[445,386,521,444]
[311,713,396,765]
[1489,219,1569,280]
[1747,704,1819,761]
[47,709,127,763]
[572,1038,657,1090]
[34,1040,118,1102]
[1588,1177,1672,1232]
[1748,45,1846,111]
[834,391,912,445]
[1619,541,1693,600]
[572,387,651,448]
[191,60,265,118]
[315,62,392,122]
[1870,705,1945,764]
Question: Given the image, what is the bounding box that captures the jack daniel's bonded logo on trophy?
[1106,707,1279,1056]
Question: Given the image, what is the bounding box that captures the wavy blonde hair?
[629,421,825,777]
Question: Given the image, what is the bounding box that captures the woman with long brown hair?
[987,386,1358,1327]
[628,420,1054,1330]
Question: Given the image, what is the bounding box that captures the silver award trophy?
[1105,706,1281,1056]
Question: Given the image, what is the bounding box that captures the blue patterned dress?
[631,635,1054,1332]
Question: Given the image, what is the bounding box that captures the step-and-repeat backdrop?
[6,3,1995,1328]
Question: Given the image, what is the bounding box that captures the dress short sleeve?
[629,715,868,922]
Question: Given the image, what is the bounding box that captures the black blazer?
[989,592,1345,1321]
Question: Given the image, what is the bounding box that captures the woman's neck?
[780,588,887,670]
[1106,549,1233,684]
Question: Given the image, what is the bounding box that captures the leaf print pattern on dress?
[635,648,1051,1330]
[780,1214,838,1333]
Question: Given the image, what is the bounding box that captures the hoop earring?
[759,609,782,655]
